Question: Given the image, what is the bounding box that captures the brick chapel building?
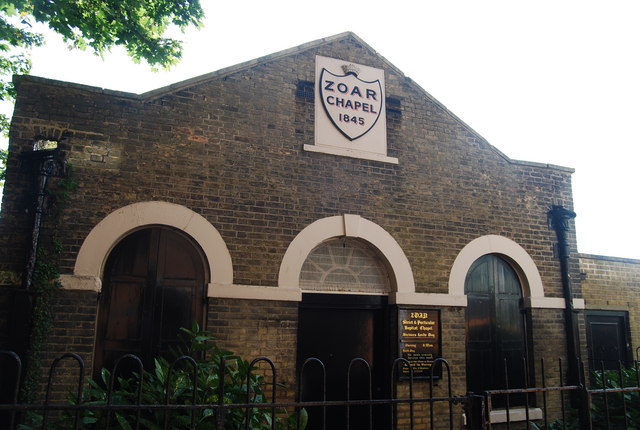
[0,32,637,427]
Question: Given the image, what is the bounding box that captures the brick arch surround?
[62,201,233,292]
[448,234,544,299]
[447,234,584,309]
[277,214,416,298]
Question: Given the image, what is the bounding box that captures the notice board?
[398,308,441,379]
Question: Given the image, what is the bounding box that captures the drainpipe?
[548,204,592,426]
[547,206,585,406]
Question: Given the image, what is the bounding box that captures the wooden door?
[94,227,206,374]
[586,311,631,370]
[297,294,389,430]
[465,254,530,405]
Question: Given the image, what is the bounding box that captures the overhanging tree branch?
[0,0,204,141]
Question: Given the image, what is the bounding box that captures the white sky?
[6,0,640,259]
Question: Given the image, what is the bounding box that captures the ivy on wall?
[20,242,62,403]
[20,164,77,403]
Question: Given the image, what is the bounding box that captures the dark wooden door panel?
[467,295,492,343]
[297,295,388,430]
[587,311,631,370]
[103,280,145,342]
[465,254,530,407]
[95,227,205,374]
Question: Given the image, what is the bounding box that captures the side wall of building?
[580,254,640,363]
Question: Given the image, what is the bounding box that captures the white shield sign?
[319,68,383,141]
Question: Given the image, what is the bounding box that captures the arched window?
[300,238,391,294]
[465,254,531,405]
[94,227,206,373]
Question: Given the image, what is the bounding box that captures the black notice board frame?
[397,307,442,380]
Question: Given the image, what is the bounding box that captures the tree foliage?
[0,0,204,137]
[2,0,204,68]
[0,147,6,186]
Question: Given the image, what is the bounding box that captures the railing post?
[390,358,413,430]
[578,360,593,430]
[429,358,453,430]
[297,357,326,430]
[43,353,84,430]
[0,350,22,430]
[247,357,277,430]
[347,358,372,430]
[464,393,485,430]
[107,354,144,430]
[216,356,226,430]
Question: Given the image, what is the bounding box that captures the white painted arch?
[448,235,585,309]
[278,214,416,295]
[69,201,233,290]
[449,234,544,299]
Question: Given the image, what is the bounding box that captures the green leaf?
[0,147,7,183]
[115,412,134,430]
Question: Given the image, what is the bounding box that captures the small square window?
[296,80,315,100]
[386,97,402,116]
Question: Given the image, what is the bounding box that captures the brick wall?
[0,42,579,295]
[0,33,582,410]
[206,298,298,394]
[36,290,98,402]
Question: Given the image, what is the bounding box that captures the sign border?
[397,307,442,380]
[318,68,383,141]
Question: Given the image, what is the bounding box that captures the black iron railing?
[1,350,639,429]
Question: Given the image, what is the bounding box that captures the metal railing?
[1,350,639,429]
[485,358,640,430]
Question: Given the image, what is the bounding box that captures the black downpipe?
[547,205,580,384]
[548,205,590,426]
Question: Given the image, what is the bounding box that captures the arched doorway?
[465,254,532,405]
[94,227,207,374]
[296,239,391,430]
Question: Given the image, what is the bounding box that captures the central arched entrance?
[296,239,391,430]
[94,226,207,374]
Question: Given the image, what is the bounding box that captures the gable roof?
[146,32,574,173]
[14,32,573,173]
[142,32,392,99]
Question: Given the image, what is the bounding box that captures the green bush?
[534,365,640,430]
[20,323,306,430]
[589,365,640,429]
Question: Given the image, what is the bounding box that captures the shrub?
[20,323,306,429]
[589,365,640,429]
[536,365,640,430]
